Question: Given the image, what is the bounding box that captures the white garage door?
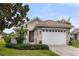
[42,31,66,45]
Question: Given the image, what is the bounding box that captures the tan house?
[26,17,73,45]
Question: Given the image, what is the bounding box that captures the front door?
[29,31,34,42]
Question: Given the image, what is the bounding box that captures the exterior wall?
[27,20,38,31]
[37,28,42,44]
[26,28,42,44]
[66,30,70,44]
[27,29,38,44]
[77,34,79,41]
[33,28,42,44]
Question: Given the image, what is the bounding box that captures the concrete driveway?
[49,45,79,56]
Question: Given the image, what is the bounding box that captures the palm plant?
[15,26,27,44]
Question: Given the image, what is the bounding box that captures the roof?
[73,28,79,34]
[27,17,74,29]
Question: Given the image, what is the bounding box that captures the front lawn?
[0,40,58,56]
[69,39,79,48]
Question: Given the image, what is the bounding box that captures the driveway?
[49,45,79,56]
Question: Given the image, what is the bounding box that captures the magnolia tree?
[0,3,30,44]
[0,3,30,33]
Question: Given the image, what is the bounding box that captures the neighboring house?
[26,17,73,45]
[71,28,79,41]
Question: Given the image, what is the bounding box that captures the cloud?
[3,28,15,34]
[70,17,79,28]
[58,3,79,7]
[68,4,79,6]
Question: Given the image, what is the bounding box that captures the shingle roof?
[27,17,74,29]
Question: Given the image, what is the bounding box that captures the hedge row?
[6,43,49,50]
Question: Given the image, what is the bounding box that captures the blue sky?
[3,3,79,33]
[27,3,79,28]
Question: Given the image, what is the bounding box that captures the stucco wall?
[66,30,70,44]
[77,34,79,41]
[33,28,42,44]
[27,20,39,31]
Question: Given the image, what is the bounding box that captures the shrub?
[68,38,79,47]
[15,36,24,44]
[3,34,11,44]
[6,43,49,50]
[14,26,27,44]
[6,43,15,48]
[68,38,73,45]
[39,41,42,44]
[69,39,79,47]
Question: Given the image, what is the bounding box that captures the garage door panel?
[42,32,66,45]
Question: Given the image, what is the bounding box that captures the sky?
[27,3,79,27]
[3,3,79,33]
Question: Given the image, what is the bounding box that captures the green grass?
[69,39,79,48]
[0,40,58,56]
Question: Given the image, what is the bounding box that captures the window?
[55,30,57,32]
[46,29,48,32]
[64,30,65,32]
[43,29,45,32]
[49,29,51,32]
[29,31,34,42]
[40,31,41,34]
[61,30,62,32]
[58,30,60,32]
[74,34,78,39]
[52,30,54,32]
